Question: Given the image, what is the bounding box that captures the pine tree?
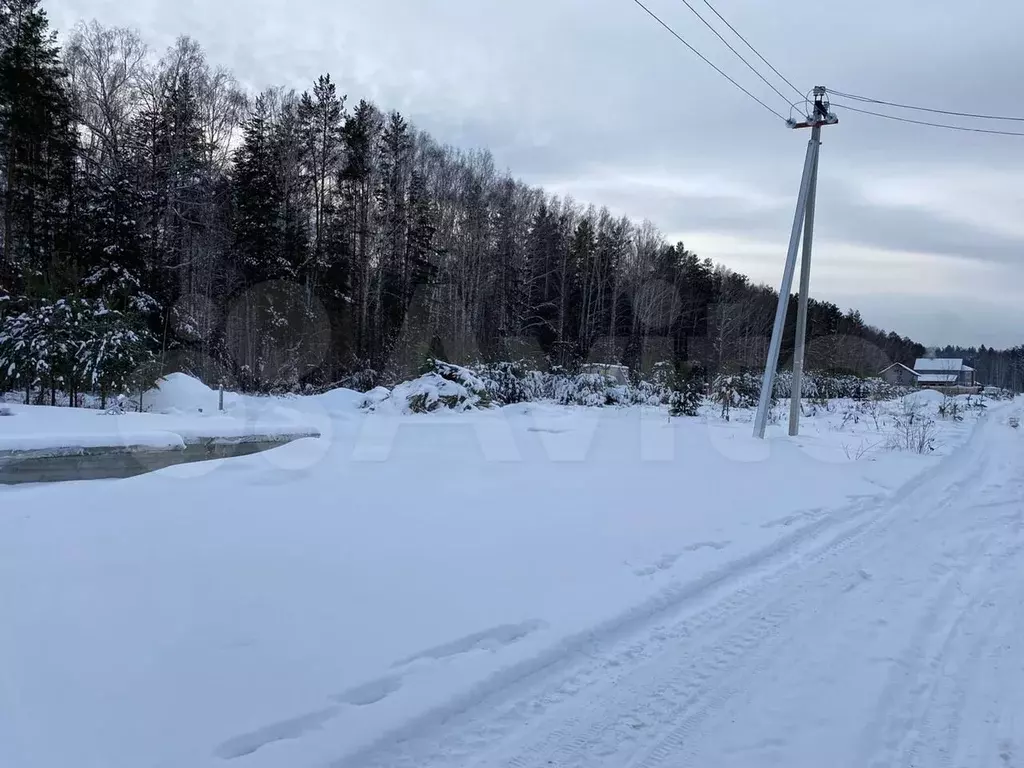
[81,167,154,314]
[373,110,411,359]
[405,168,436,296]
[340,99,381,359]
[525,200,562,354]
[232,94,285,283]
[272,94,310,279]
[297,74,345,288]
[0,0,78,298]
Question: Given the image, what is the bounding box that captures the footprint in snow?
[633,542,731,576]
[392,620,547,668]
[333,674,404,706]
[213,707,341,760]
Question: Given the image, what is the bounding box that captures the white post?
[753,135,819,438]
[788,123,822,436]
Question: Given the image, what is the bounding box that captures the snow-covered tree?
[0,297,154,405]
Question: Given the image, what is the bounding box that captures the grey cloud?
[816,185,1024,268]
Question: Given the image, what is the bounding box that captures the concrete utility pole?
[753,87,838,439]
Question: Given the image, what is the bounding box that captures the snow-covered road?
[344,407,1024,768]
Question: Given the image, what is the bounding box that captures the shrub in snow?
[648,361,705,417]
[428,360,492,404]
[553,372,618,407]
[0,406,13,416]
[668,383,703,417]
[713,376,741,421]
[391,360,492,414]
[471,361,531,405]
[886,397,936,454]
[938,395,965,422]
[394,374,478,414]
[732,373,762,409]
[624,379,667,407]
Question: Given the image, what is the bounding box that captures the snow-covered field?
[1,379,1020,768]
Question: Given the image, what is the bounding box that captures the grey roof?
[879,363,919,376]
[914,358,964,372]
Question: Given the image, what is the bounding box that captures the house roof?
[918,373,959,384]
[914,358,964,372]
[879,362,919,376]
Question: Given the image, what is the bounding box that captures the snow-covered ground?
[0,381,1019,768]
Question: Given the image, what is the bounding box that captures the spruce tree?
[81,167,154,314]
[0,0,78,298]
[232,94,284,283]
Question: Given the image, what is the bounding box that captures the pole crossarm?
[787,85,840,129]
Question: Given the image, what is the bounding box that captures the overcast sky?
[49,0,1024,349]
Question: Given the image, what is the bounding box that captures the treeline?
[932,345,1024,392]
[0,0,1008,401]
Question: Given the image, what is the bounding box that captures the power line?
[698,0,805,101]
[831,101,1024,136]
[671,0,793,107]
[629,0,786,122]
[828,88,1024,123]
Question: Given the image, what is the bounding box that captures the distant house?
[580,363,630,385]
[879,363,920,387]
[913,358,976,387]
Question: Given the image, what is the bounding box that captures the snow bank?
[309,386,376,415]
[144,372,222,414]
[904,388,945,405]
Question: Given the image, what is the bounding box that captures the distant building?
[580,363,630,385]
[913,358,976,388]
[879,363,920,387]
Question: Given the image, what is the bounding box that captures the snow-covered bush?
[394,375,479,414]
[0,405,13,416]
[668,383,703,417]
[713,375,757,421]
[472,361,530,405]
[391,360,492,414]
[553,372,618,407]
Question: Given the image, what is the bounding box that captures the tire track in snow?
[894,533,1024,767]
[629,499,996,768]
[332,411,1006,768]
[327,409,1015,768]
[330,492,892,768]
